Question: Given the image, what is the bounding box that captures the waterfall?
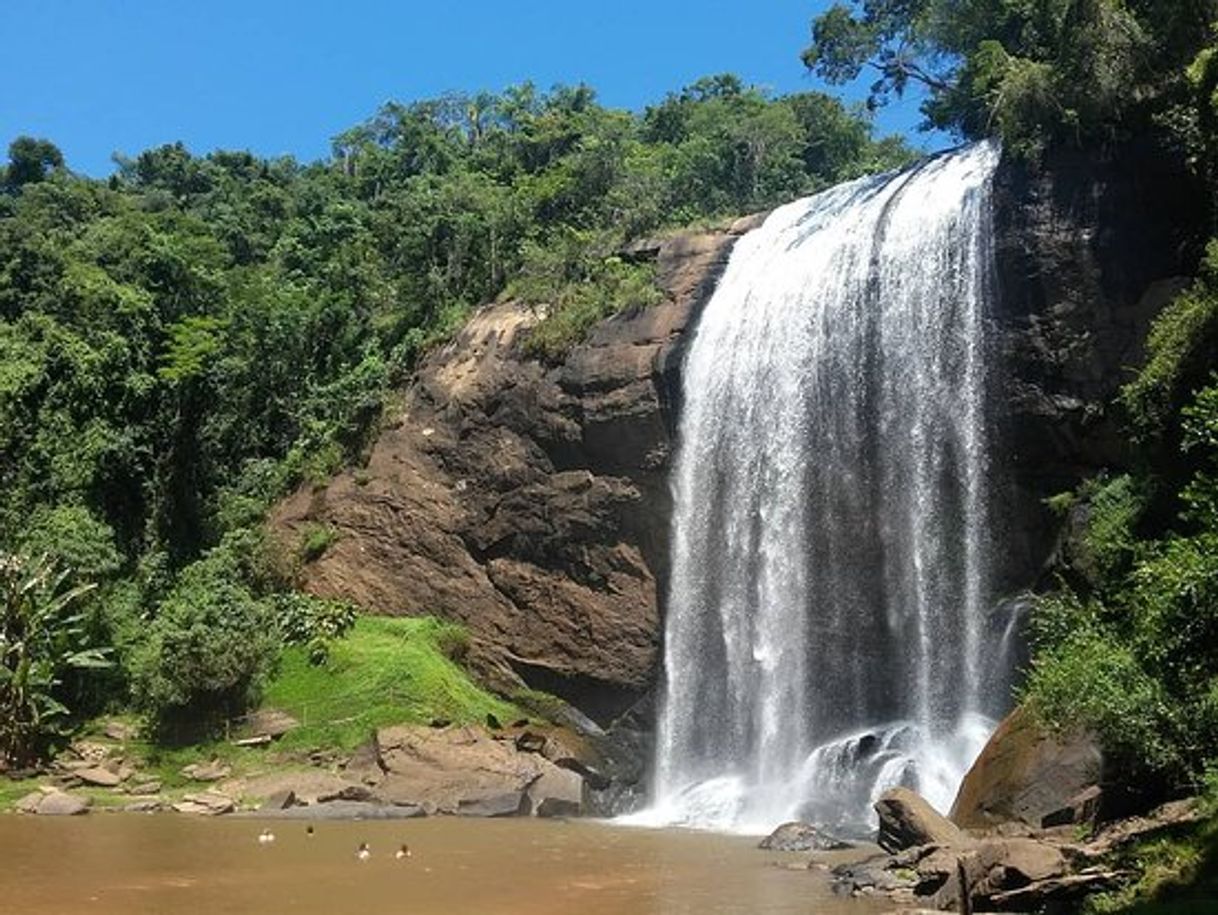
[644,142,1005,835]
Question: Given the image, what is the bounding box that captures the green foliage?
[5,137,64,190]
[510,229,664,361]
[1077,474,1149,586]
[803,1,1218,156]
[1028,296,1218,792]
[297,522,338,562]
[0,553,108,763]
[261,616,518,752]
[269,592,356,665]
[1024,614,1185,778]
[130,544,278,736]
[1122,244,1218,440]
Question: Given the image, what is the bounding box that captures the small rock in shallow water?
[759,821,853,852]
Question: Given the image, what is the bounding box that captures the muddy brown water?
[0,815,893,914]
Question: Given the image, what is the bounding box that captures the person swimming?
[356,842,371,861]
[306,825,315,837]
[395,844,411,859]
[257,829,275,844]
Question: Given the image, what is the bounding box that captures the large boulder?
[35,791,92,816]
[950,706,1103,830]
[875,787,965,853]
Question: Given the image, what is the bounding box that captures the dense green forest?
[0,77,911,757]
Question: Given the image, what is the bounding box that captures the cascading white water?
[642,142,1006,835]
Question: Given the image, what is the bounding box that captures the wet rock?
[250,800,426,820]
[759,821,853,852]
[35,791,91,816]
[527,765,584,818]
[875,788,964,853]
[950,706,1103,830]
[457,790,529,817]
[180,760,232,783]
[124,799,163,813]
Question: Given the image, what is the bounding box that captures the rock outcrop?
[271,218,761,725]
[950,706,1104,830]
[990,140,1208,588]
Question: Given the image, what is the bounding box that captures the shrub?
[298,522,338,562]
[132,547,278,737]
[1023,623,1184,781]
[269,592,357,665]
[0,553,109,763]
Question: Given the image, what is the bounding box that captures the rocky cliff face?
[272,143,1207,738]
[990,141,1207,588]
[270,216,764,728]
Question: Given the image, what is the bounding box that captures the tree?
[802,1,1218,155]
[0,553,108,763]
[5,137,64,190]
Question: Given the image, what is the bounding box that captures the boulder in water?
[875,787,964,853]
[758,821,853,852]
[527,765,584,818]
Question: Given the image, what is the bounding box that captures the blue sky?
[3,1,941,177]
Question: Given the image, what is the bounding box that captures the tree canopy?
[804,1,1218,155]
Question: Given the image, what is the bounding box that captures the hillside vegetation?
[0,76,910,762]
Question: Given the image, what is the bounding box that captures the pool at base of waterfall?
[630,714,995,838]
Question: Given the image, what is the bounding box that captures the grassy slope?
[1,616,522,810]
[262,616,520,753]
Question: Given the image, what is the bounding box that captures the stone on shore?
[875,788,964,853]
[34,791,92,816]
[74,765,122,787]
[950,706,1103,830]
[180,760,232,783]
[173,792,235,815]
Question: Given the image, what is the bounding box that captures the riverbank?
[0,616,608,821]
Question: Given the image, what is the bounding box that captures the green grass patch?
[1085,813,1218,913]
[260,616,519,753]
